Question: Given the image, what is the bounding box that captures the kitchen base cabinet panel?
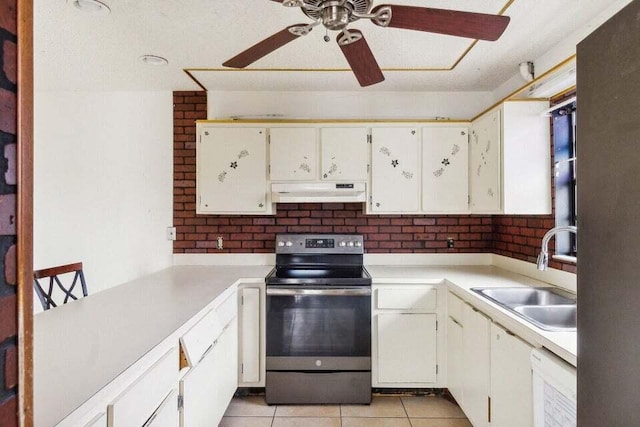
[180,319,238,427]
[461,305,491,427]
[446,317,464,405]
[490,323,533,427]
[108,347,178,427]
[239,286,263,386]
[376,313,437,384]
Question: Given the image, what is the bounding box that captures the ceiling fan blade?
[372,5,510,41]
[337,30,385,87]
[223,24,309,68]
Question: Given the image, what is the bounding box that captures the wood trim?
[195,119,471,124]
[471,55,577,121]
[17,0,34,425]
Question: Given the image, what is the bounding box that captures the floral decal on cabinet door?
[218,149,250,182]
[323,159,338,179]
[379,146,415,180]
[432,144,461,178]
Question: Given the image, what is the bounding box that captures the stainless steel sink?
[514,305,576,331]
[473,287,575,307]
[471,287,576,331]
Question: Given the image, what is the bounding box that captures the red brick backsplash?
[173,91,576,272]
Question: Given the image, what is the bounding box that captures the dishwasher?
[531,348,577,427]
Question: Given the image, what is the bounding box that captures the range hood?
[271,182,366,203]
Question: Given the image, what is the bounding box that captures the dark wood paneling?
[577,0,640,425]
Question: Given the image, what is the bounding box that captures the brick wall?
[173,91,576,272]
[173,91,493,254]
[0,0,19,425]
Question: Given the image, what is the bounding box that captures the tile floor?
[220,395,472,427]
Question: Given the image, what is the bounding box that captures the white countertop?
[34,265,272,427]
[35,262,576,425]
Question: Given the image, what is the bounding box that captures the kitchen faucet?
[536,225,578,270]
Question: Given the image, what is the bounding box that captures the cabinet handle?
[198,341,217,363]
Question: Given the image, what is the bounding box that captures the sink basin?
[470,287,576,332]
[473,287,575,307]
[514,305,576,331]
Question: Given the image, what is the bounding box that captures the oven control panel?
[276,234,364,254]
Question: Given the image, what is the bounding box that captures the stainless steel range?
[265,234,372,405]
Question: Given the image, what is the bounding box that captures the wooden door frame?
[17,0,34,425]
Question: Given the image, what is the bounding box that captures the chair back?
[34,262,88,311]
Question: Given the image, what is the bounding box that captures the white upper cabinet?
[422,127,469,213]
[197,126,270,214]
[320,128,369,181]
[269,127,318,181]
[470,109,502,213]
[470,101,551,214]
[370,127,420,213]
[501,101,551,214]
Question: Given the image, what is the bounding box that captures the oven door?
[266,287,371,371]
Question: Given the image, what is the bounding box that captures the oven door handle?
[266,287,372,296]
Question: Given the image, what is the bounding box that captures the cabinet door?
[469,109,501,213]
[240,287,261,384]
[422,127,469,212]
[447,317,464,405]
[320,128,369,181]
[490,323,533,427]
[180,319,238,427]
[462,305,491,427]
[197,127,268,213]
[377,313,437,383]
[371,128,420,212]
[269,127,318,180]
[145,390,179,427]
[85,413,107,427]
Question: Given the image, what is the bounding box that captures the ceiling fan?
[222,0,511,87]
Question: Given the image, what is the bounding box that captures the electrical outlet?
[217,236,224,250]
[167,227,176,241]
[447,237,455,249]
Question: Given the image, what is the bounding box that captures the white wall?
[34,91,174,311]
[208,90,492,120]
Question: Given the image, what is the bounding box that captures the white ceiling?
[34,0,624,92]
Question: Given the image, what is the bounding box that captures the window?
[552,100,577,257]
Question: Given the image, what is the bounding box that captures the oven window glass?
[267,294,371,357]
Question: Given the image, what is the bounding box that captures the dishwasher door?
[531,348,577,427]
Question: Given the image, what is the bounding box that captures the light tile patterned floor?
[220,395,472,427]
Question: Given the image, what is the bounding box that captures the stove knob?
[347,241,354,247]
[278,241,285,247]
[339,241,347,247]
[355,241,362,247]
[285,241,293,247]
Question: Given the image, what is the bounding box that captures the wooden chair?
[33,262,88,311]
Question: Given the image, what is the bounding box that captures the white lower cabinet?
[373,285,440,387]
[377,313,437,383]
[490,323,533,427]
[180,319,238,427]
[239,285,263,386]
[446,316,464,404]
[85,413,107,427]
[145,390,179,427]
[108,347,179,427]
[461,304,491,427]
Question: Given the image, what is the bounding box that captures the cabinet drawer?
[108,347,178,427]
[85,413,107,427]
[215,291,237,329]
[144,390,179,427]
[180,309,222,366]
[447,292,464,323]
[376,287,437,311]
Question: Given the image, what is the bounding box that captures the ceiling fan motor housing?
[304,0,372,30]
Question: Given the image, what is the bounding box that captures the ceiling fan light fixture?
[72,0,111,15]
[139,55,169,66]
